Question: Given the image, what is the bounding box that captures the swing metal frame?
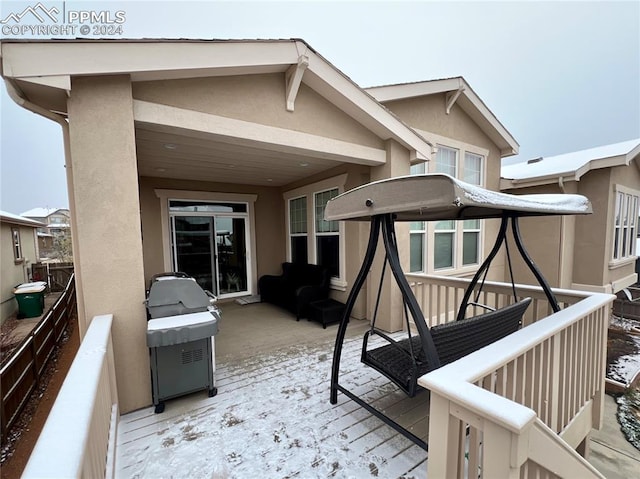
[326,174,592,451]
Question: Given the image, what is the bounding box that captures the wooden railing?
[0,274,77,441]
[411,274,614,478]
[21,314,119,479]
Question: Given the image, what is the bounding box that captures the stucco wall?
[573,169,611,289]
[500,183,570,289]
[1,223,38,322]
[502,160,640,293]
[132,74,384,149]
[380,94,507,283]
[67,75,150,413]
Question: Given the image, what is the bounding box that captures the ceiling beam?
[133,99,387,166]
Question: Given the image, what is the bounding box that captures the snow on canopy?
[324,173,592,222]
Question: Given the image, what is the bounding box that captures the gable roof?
[1,210,46,228]
[20,207,68,218]
[1,38,434,161]
[501,138,640,189]
[365,77,519,158]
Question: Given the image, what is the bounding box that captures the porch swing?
[326,173,592,450]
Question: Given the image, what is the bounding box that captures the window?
[315,188,340,277]
[434,220,455,269]
[289,196,307,264]
[463,219,481,265]
[436,146,457,177]
[464,152,483,185]
[283,175,347,288]
[613,187,639,261]
[408,143,485,273]
[12,228,22,261]
[410,221,426,272]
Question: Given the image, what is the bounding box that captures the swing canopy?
[324,173,592,222]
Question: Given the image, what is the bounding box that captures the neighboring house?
[0,39,521,413]
[501,139,640,294]
[21,207,71,259]
[0,210,46,323]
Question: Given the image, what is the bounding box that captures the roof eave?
[500,153,636,190]
[1,39,433,161]
[366,77,519,158]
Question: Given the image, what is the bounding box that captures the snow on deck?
[116,331,429,478]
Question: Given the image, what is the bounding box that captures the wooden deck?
[115,301,430,478]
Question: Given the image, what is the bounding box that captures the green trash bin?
[14,282,47,318]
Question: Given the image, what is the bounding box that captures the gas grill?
[145,273,220,413]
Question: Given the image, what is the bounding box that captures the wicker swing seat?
[362,297,532,397]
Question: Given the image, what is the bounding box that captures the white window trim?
[409,132,488,275]
[283,174,348,290]
[155,189,258,294]
[609,184,639,268]
[287,195,308,264]
[12,227,23,263]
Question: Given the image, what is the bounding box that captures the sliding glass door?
[170,201,249,298]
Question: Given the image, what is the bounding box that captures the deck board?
[116,302,429,478]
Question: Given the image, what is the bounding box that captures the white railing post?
[426,393,462,478]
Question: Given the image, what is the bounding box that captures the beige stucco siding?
[503,160,639,293]
[573,170,611,288]
[501,184,569,289]
[380,94,507,284]
[132,74,384,149]
[1,224,38,322]
[67,75,150,413]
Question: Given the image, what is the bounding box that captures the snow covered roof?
[20,207,69,218]
[501,138,640,189]
[0,210,47,228]
[325,174,592,222]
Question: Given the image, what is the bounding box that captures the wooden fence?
[31,263,74,292]
[0,274,77,442]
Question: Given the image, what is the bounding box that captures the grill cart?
[145,273,220,413]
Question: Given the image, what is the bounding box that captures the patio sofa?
[258,262,331,320]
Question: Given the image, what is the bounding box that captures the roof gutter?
[4,78,86,329]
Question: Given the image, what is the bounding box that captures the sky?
[0,0,638,215]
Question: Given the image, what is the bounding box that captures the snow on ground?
[116,336,427,479]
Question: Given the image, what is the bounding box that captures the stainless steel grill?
[145,273,220,413]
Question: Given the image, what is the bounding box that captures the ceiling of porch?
[135,124,341,187]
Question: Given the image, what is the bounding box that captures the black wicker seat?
[362,297,532,397]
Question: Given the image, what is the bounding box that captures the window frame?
[611,185,639,265]
[283,174,348,290]
[288,195,308,264]
[12,227,23,263]
[408,139,487,274]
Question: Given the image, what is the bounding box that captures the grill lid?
[146,278,211,309]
